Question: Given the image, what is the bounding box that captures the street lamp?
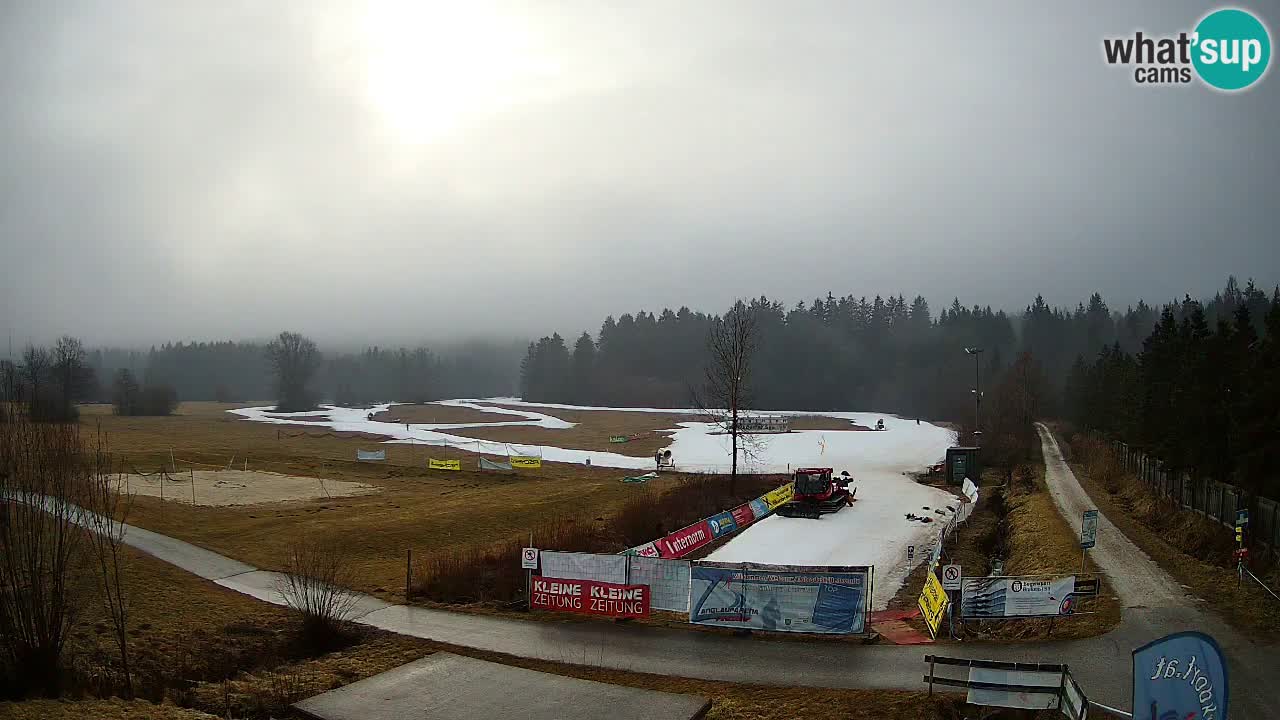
[964,347,984,444]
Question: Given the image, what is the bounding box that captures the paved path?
[45,433,1276,718]
[293,653,711,720]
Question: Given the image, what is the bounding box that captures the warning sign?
[917,571,949,638]
[521,547,539,570]
[942,564,962,591]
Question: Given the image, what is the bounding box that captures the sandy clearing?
[117,470,379,507]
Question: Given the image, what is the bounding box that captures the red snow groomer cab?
[776,467,855,519]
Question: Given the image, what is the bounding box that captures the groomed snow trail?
[1035,424,1188,608]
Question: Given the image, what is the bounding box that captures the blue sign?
[1132,632,1228,720]
[690,562,869,634]
[706,511,738,538]
[1235,508,1249,527]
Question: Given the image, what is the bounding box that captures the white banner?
[966,668,1063,710]
[960,576,1077,618]
[540,551,628,585]
[628,556,691,613]
[356,449,386,461]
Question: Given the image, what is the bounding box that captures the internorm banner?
[689,562,870,634]
[623,481,793,557]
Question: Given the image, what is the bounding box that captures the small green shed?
[946,446,981,486]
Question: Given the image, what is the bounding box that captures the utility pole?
[964,347,984,445]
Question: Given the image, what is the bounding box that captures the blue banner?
[1132,632,1228,720]
[689,562,869,634]
[706,511,737,538]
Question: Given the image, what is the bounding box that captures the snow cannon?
[777,468,855,519]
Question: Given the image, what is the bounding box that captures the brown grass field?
[80,402,688,599]
[370,403,516,425]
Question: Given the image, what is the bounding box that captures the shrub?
[277,537,359,649]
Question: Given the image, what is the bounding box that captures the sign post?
[522,544,538,609]
[1235,509,1248,588]
[942,565,961,639]
[1080,509,1099,573]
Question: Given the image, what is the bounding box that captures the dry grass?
[370,403,515,425]
[85,402,679,600]
[787,415,873,431]
[0,698,221,719]
[444,403,690,457]
[414,474,783,604]
[1065,432,1280,641]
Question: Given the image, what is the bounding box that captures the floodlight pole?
[964,347,984,444]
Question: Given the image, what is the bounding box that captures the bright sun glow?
[361,1,560,144]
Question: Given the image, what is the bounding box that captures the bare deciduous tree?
[694,300,761,495]
[84,438,134,699]
[266,332,321,412]
[277,536,359,646]
[0,403,104,696]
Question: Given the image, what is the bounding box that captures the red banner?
[730,503,755,529]
[531,577,650,618]
[658,520,713,558]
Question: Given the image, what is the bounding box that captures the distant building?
[737,415,790,434]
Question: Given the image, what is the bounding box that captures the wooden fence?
[1110,440,1280,553]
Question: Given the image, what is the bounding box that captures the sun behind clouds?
[360,0,565,144]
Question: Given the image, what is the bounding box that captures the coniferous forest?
[520,278,1280,496]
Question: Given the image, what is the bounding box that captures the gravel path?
[1035,424,1189,608]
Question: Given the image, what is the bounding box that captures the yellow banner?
[428,458,461,471]
[510,456,542,469]
[762,483,795,510]
[917,571,949,638]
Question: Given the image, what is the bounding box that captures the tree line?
[1065,279,1280,497]
[3,337,524,416]
[517,289,1206,418]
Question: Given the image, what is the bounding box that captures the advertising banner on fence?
[356,449,386,461]
[1132,631,1228,720]
[762,483,795,510]
[510,456,542,469]
[658,520,713,558]
[609,435,628,443]
[730,503,755,529]
[707,511,737,538]
[689,562,870,634]
[628,556,692,613]
[530,577,650,618]
[540,551,628,585]
[428,458,461,471]
[960,576,1076,618]
[478,457,512,471]
[749,498,770,519]
[917,571,949,638]
[623,541,660,558]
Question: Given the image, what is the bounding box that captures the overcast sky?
[2,1,1277,348]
